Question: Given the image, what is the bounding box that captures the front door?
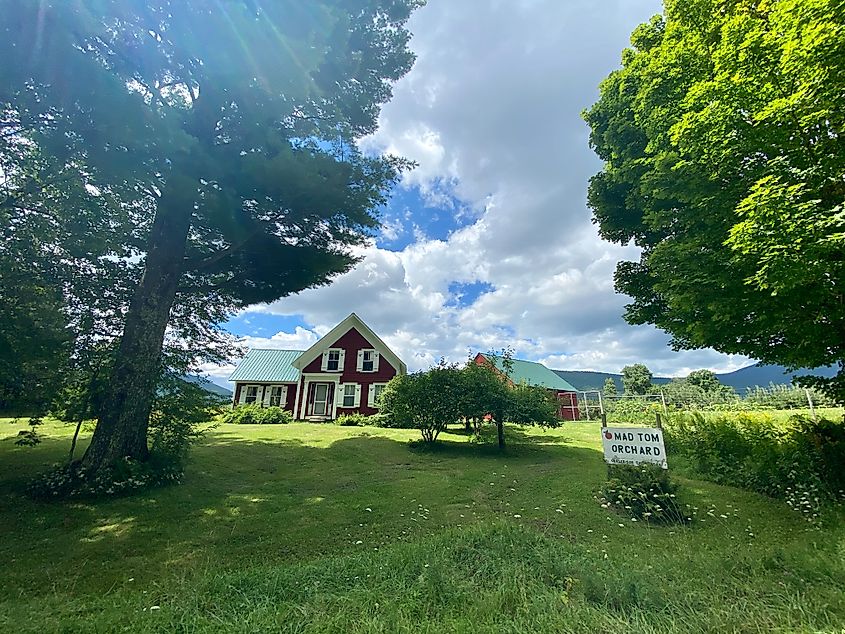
[312,383,330,416]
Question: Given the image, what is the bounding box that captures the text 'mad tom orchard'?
[601,427,668,469]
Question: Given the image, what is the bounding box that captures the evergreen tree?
[0,0,420,472]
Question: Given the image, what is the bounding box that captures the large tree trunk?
[82,177,195,472]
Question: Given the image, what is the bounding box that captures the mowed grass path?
[1,419,843,633]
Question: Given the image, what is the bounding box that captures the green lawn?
[1,419,843,633]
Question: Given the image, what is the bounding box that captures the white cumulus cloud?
[221,0,753,378]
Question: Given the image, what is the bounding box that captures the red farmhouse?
[229,313,406,420]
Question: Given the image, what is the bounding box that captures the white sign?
[601,427,668,469]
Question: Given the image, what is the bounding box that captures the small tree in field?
[380,362,463,444]
[507,384,559,429]
[457,361,510,440]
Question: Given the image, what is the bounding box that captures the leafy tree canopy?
[622,363,653,395]
[686,369,723,394]
[584,0,845,401]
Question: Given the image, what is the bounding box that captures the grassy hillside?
[1,419,843,632]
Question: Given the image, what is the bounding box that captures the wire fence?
[570,386,826,423]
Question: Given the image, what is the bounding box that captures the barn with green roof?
[474,353,580,420]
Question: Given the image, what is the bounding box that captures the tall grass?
[664,413,845,523]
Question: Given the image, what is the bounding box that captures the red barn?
[474,352,580,420]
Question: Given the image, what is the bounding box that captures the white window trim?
[264,385,288,408]
[321,348,345,372]
[367,383,388,408]
[241,384,261,405]
[357,349,379,373]
[336,382,361,409]
[342,384,356,407]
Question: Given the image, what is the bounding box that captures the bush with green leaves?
[602,398,667,425]
[507,383,560,427]
[379,364,464,442]
[150,375,223,462]
[334,413,368,426]
[28,454,184,499]
[364,412,401,428]
[599,464,689,525]
[664,413,845,522]
[221,404,293,425]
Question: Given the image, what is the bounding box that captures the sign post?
[601,426,668,469]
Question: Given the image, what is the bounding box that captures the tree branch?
[183,233,257,271]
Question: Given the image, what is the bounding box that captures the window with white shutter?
[368,383,387,407]
[244,385,259,404]
[268,385,286,407]
[326,350,341,371]
[342,383,356,407]
[360,349,377,372]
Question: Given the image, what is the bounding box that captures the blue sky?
[374,182,481,251]
[205,0,753,386]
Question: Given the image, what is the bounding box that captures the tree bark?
[496,411,505,449]
[81,175,195,472]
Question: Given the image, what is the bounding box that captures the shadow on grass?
[0,425,606,598]
[414,426,576,458]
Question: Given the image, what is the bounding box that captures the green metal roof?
[228,349,303,383]
[484,354,578,392]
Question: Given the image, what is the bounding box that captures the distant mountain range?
[553,363,838,394]
[181,375,233,399]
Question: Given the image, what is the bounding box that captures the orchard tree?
[584,0,845,401]
[457,361,510,437]
[686,370,722,394]
[506,384,559,429]
[0,1,420,473]
[621,364,653,395]
[380,363,464,443]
